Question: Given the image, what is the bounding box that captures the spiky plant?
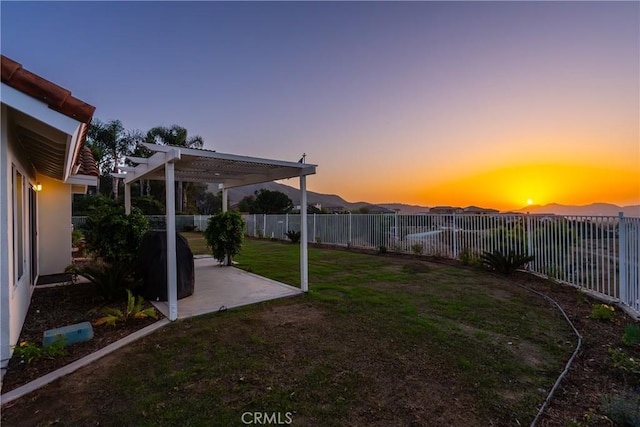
[480,250,534,275]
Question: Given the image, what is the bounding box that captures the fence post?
[452,213,457,258]
[394,213,399,250]
[263,215,267,239]
[526,213,533,269]
[252,214,256,237]
[348,212,352,245]
[285,213,289,235]
[619,212,627,304]
[313,213,316,243]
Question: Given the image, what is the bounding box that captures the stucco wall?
[37,173,72,276]
[1,104,11,369]
[1,105,38,369]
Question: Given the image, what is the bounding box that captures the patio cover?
[119,143,317,320]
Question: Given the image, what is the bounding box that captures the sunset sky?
[2,1,638,211]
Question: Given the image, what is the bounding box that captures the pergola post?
[124,182,131,215]
[300,174,308,292]
[222,187,228,212]
[165,161,178,321]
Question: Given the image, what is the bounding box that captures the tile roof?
[1,55,99,178]
[76,145,99,177]
[1,55,95,123]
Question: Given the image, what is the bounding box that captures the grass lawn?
[181,231,209,255]
[1,237,575,426]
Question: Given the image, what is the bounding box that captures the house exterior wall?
[37,173,72,275]
[1,105,38,370]
[1,104,11,370]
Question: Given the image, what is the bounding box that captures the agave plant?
[285,230,301,243]
[480,250,534,275]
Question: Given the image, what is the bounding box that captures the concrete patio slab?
[152,257,303,319]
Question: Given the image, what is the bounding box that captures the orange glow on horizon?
[314,162,640,212]
[414,163,640,211]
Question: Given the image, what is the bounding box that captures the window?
[13,167,24,282]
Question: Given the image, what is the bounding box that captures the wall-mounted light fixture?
[33,182,42,192]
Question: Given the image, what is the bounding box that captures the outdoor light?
[33,182,42,192]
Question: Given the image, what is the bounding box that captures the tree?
[203,211,245,266]
[146,125,204,212]
[307,204,323,214]
[237,195,256,213]
[254,189,293,214]
[86,119,143,198]
[183,183,209,214]
[196,191,222,215]
[131,195,165,215]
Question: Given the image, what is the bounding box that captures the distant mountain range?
[513,203,640,217]
[221,182,640,217]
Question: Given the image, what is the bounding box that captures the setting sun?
[527,199,533,206]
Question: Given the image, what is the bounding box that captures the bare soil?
[1,282,161,394]
[511,273,640,426]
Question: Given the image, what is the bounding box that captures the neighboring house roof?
[1,55,98,179]
[430,206,462,212]
[463,206,499,214]
[368,204,394,214]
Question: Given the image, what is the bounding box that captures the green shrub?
[204,211,245,266]
[459,247,480,266]
[84,205,149,266]
[71,229,84,246]
[285,230,301,244]
[480,250,534,275]
[609,347,640,377]
[12,337,67,364]
[589,304,616,322]
[622,324,640,347]
[66,261,139,301]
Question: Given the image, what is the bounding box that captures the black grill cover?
[137,231,195,301]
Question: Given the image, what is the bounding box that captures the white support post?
[300,175,309,292]
[222,188,228,213]
[619,212,628,303]
[166,162,178,321]
[124,182,131,215]
[527,212,533,270]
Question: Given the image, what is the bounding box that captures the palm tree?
[87,120,141,199]
[145,125,204,212]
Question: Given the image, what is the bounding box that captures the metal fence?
[244,213,640,317]
[71,212,640,316]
